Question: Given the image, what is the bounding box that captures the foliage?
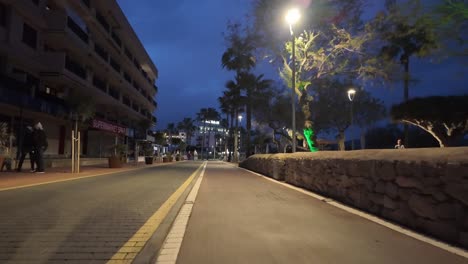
[153,131,167,146]
[310,78,386,150]
[221,22,257,74]
[0,122,9,154]
[110,143,126,158]
[391,95,468,147]
[65,91,96,125]
[177,118,196,144]
[142,143,153,156]
[365,124,439,149]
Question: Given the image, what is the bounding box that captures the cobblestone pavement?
[0,161,201,264]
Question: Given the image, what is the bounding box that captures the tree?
[166,123,176,146]
[391,95,468,147]
[220,78,244,161]
[373,0,439,145]
[221,22,256,74]
[237,72,273,157]
[310,79,386,150]
[177,118,196,145]
[252,0,387,152]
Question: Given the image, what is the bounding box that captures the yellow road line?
[107,161,206,263]
[0,163,174,192]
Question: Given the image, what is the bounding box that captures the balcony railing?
[67,16,89,43]
[124,47,133,61]
[152,100,157,108]
[123,72,131,83]
[65,56,87,79]
[153,84,158,93]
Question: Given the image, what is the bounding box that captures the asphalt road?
[0,161,202,264]
[177,161,468,264]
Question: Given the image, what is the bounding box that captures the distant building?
[0,0,158,158]
[189,120,228,156]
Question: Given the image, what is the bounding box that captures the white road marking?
[241,167,468,259]
[155,162,207,264]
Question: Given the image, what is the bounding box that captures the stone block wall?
[239,147,468,248]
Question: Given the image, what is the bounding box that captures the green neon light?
[304,128,318,152]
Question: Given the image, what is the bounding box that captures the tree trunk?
[246,99,252,157]
[360,129,366,149]
[402,55,410,147]
[338,130,345,151]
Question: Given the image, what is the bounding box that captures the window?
[108,86,119,100]
[124,47,133,61]
[31,0,39,5]
[95,11,109,32]
[110,57,120,73]
[123,96,131,107]
[81,0,90,8]
[111,31,121,47]
[0,3,6,27]
[67,16,88,43]
[22,23,37,49]
[65,56,87,79]
[93,76,106,92]
[94,43,108,61]
[123,72,131,83]
[45,86,57,96]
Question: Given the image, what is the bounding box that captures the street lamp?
[286,8,300,153]
[347,88,356,150]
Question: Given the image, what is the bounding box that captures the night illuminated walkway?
[167,161,468,264]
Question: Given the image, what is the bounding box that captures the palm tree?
[166,123,176,148]
[222,78,244,162]
[221,23,256,74]
[238,72,273,157]
[177,118,196,146]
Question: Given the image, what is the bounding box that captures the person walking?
[32,122,48,173]
[16,125,36,172]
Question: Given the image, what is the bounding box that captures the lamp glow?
[286,8,300,25]
[347,89,356,101]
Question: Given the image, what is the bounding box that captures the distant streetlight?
[347,88,356,150]
[286,8,300,153]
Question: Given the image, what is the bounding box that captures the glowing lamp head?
[347,88,356,101]
[286,8,300,25]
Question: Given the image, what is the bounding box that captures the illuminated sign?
[91,119,127,135]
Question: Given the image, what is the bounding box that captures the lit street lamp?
[347,88,356,150]
[286,8,300,153]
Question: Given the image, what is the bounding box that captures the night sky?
[117,0,468,132]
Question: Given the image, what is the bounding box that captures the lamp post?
[238,115,242,160]
[286,8,300,153]
[347,88,356,150]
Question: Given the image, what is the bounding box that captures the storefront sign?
[91,119,127,135]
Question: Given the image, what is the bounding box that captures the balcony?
[0,75,69,118]
[110,57,121,73]
[81,0,90,8]
[111,31,122,47]
[153,84,158,93]
[44,10,89,53]
[152,100,157,109]
[92,76,107,93]
[94,43,108,62]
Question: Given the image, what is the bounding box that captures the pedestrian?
[32,122,48,173]
[16,125,36,172]
[394,138,405,149]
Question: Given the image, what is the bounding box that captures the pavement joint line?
[155,162,207,264]
[106,161,206,264]
[240,166,468,259]
[0,162,177,192]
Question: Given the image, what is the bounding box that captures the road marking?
[155,162,207,264]
[0,163,175,192]
[107,162,206,263]
[241,167,468,259]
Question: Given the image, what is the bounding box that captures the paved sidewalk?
[0,161,168,190]
[175,161,468,264]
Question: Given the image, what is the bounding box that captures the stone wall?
[240,147,468,248]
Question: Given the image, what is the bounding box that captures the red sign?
[91,119,127,135]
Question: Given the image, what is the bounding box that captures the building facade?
[189,120,228,158]
[0,0,157,158]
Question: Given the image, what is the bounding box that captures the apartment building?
[0,0,158,158]
[190,120,228,157]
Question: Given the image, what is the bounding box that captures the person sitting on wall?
[395,138,405,149]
